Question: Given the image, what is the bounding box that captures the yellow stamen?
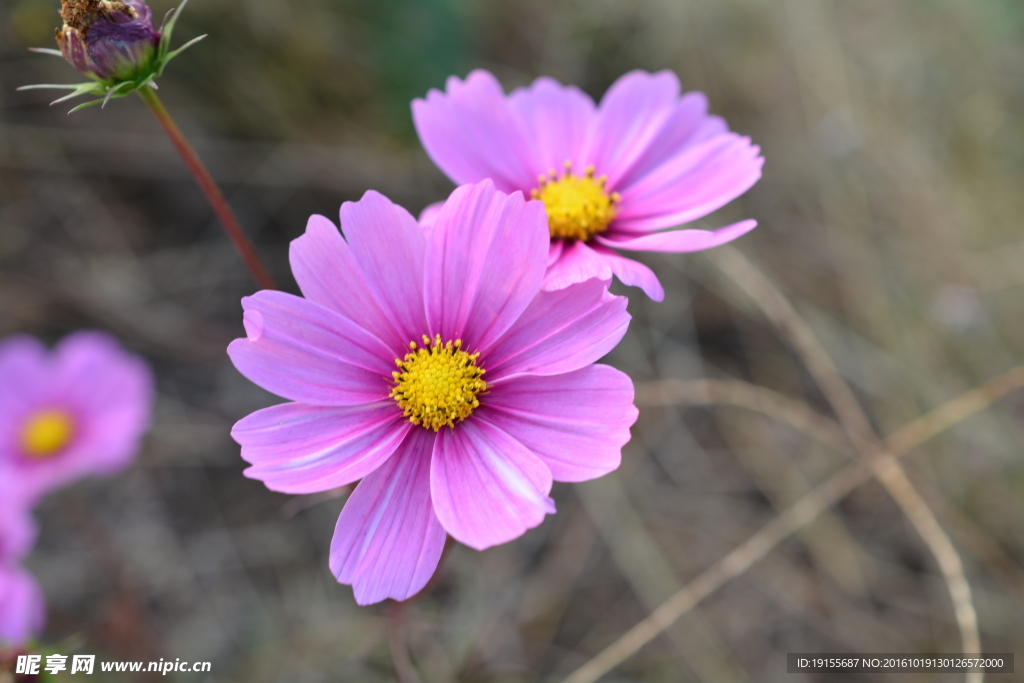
[20,409,75,459]
[530,161,618,241]
[390,334,487,431]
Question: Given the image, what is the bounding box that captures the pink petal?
[508,76,595,176]
[231,401,411,494]
[418,201,445,228]
[0,565,45,645]
[432,418,555,550]
[613,133,764,232]
[424,180,549,350]
[0,479,37,559]
[330,427,446,605]
[227,291,395,406]
[484,278,629,380]
[480,365,637,482]
[0,336,48,412]
[543,239,665,301]
[412,70,537,192]
[339,192,428,342]
[597,219,757,253]
[583,70,681,189]
[612,91,729,190]
[290,214,409,351]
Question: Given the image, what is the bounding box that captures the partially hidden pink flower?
[228,180,637,605]
[0,481,42,647]
[0,331,154,500]
[0,565,44,646]
[413,69,764,301]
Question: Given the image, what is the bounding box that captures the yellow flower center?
[531,162,620,242]
[390,334,487,431]
[20,409,75,459]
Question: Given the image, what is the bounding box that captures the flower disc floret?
[531,162,619,241]
[390,335,487,431]
[20,410,75,459]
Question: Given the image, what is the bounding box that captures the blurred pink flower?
[413,69,764,301]
[0,332,154,500]
[229,180,637,605]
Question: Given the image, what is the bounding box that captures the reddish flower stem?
[136,85,275,290]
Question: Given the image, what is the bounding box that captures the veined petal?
[424,180,549,350]
[508,76,595,176]
[339,192,429,342]
[597,219,757,253]
[227,291,395,406]
[412,70,537,192]
[543,239,664,301]
[583,70,681,189]
[329,428,446,605]
[432,418,554,550]
[485,278,629,380]
[480,366,637,482]
[232,401,410,494]
[614,133,763,232]
[612,90,729,190]
[290,214,408,350]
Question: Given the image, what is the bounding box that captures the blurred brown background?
[2,0,1024,681]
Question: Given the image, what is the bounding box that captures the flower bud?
[56,0,160,83]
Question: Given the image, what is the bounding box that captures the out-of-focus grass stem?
[136,85,275,290]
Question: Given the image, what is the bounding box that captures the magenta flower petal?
[412,70,537,193]
[485,278,629,380]
[611,91,728,190]
[0,481,36,562]
[542,239,665,302]
[480,365,637,482]
[597,219,757,253]
[417,201,445,228]
[291,214,408,350]
[0,336,48,410]
[584,70,681,189]
[432,419,555,550]
[232,401,411,494]
[227,291,395,406]
[612,134,764,232]
[424,180,549,349]
[339,192,429,340]
[0,331,153,499]
[330,428,446,605]
[509,76,595,175]
[0,565,45,646]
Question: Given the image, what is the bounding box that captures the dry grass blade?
[635,378,850,453]
[708,246,982,681]
[559,364,1024,683]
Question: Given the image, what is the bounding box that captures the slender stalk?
[136,85,275,290]
[388,601,423,683]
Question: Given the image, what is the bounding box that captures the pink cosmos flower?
[228,180,637,605]
[412,69,764,301]
[0,332,154,500]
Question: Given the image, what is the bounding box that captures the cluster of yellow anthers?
[390,334,488,431]
[20,409,75,459]
[531,161,621,242]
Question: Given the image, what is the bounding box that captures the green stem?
[137,85,275,290]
